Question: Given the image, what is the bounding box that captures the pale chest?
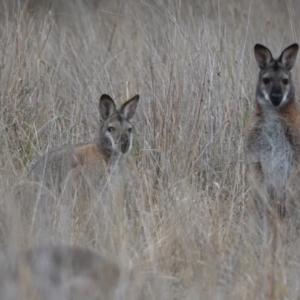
[254,121,293,176]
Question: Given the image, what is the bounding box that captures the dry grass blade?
[0,0,300,299]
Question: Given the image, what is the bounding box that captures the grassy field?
[1,0,300,299]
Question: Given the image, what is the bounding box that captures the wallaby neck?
[96,143,111,162]
[96,142,128,164]
[255,97,297,119]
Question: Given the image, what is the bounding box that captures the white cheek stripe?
[128,135,133,153]
[262,90,270,102]
[106,133,116,150]
[281,90,288,105]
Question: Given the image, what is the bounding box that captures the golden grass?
[1,0,300,299]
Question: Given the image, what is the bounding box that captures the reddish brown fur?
[282,101,300,156]
[247,99,300,157]
[74,143,107,168]
[71,143,136,189]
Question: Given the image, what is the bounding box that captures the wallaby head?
[98,94,139,158]
[254,43,299,109]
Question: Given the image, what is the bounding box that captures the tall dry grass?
[1,0,300,299]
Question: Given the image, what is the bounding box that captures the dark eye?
[107,126,115,132]
[282,78,289,85]
[127,128,132,133]
[263,78,270,84]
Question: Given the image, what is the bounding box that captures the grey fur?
[246,43,300,218]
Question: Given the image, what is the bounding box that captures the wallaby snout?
[120,137,130,153]
[270,91,282,106]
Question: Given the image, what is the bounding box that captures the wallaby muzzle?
[270,92,282,106]
[121,139,129,153]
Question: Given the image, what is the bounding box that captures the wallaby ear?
[254,44,273,70]
[279,43,299,71]
[99,94,117,120]
[120,95,139,120]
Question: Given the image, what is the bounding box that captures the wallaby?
[245,43,300,218]
[27,94,139,195]
[0,245,120,300]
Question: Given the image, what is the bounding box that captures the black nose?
[270,93,282,106]
[121,140,129,153]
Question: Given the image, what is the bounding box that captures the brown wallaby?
[0,245,120,300]
[27,94,139,195]
[245,43,300,218]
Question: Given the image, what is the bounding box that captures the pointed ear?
[254,44,273,70]
[99,94,117,120]
[120,95,139,120]
[279,43,299,71]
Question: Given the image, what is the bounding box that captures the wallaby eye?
[263,78,270,84]
[127,128,132,133]
[282,78,289,85]
[107,126,115,132]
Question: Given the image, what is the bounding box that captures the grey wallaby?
[27,94,139,194]
[245,43,300,218]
